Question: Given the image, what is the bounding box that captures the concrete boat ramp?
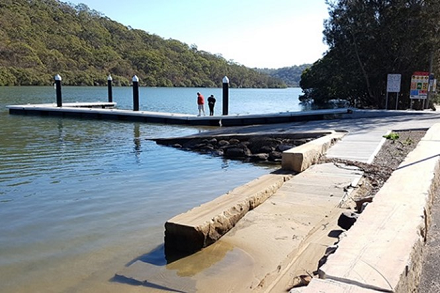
[9,102,440,291]
[113,111,440,292]
[7,102,351,126]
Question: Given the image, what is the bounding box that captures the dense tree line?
[0,0,286,88]
[300,0,440,109]
[258,64,311,87]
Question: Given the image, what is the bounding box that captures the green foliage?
[383,132,414,146]
[300,0,440,109]
[404,137,413,145]
[258,64,311,87]
[383,132,400,141]
[0,0,286,88]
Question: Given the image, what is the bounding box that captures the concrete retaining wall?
[282,131,346,172]
[293,123,440,292]
[164,172,292,256]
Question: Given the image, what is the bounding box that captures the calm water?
[0,86,305,293]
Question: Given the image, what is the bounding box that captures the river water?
[0,86,307,293]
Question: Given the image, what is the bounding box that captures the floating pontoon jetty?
[7,102,351,126]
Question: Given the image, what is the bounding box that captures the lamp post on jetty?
[54,74,62,107]
[132,75,139,111]
[107,75,113,103]
[222,76,229,115]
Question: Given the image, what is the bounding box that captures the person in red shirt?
[197,92,205,116]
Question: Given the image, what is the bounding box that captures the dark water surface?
[0,86,304,292]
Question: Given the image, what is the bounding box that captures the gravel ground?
[362,129,427,197]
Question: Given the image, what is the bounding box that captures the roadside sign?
[387,74,401,92]
[410,72,429,99]
[386,74,401,109]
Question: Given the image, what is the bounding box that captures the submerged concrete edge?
[294,123,440,293]
[164,172,293,255]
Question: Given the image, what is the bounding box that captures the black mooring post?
[55,74,62,107]
[132,75,139,111]
[107,75,113,103]
[222,76,229,116]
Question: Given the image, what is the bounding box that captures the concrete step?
[164,172,293,256]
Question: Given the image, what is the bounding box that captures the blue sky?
[67,0,329,68]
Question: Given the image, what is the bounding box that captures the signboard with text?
[387,74,401,92]
[410,71,429,99]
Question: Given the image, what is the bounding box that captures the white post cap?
[107,75,113,81]
[54,74,62,81]
[132,75,139,82]
[222,76,229,84]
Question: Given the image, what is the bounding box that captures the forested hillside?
[0,0,286,88]
[258,64,311,87]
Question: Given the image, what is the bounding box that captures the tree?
[301,0,440,109]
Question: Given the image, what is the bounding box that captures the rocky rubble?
[155,134,325,163]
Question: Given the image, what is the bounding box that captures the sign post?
[386,74,401,109]
[410,72,429,109]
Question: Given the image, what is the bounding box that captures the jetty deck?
[7,102,351,126]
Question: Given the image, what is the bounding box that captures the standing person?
[197,92,205,116]
[208,94,216,116]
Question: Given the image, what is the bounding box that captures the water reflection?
[58,120,66,153]
[221,158,230,169]
[133,123,141,162]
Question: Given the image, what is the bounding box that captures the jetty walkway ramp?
[7,102,351,127]
[116,110,440,292]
